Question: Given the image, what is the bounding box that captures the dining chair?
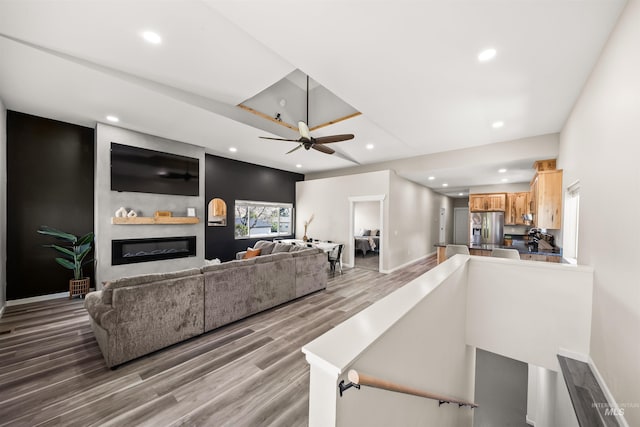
[490,248,521,259]
[328,244,344,273]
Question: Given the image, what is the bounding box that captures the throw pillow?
[371,229,379,237]
[272,243,292,253]
[362,229,371,236]
[243,248,261,259]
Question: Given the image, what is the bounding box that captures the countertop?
[435,240,562,257]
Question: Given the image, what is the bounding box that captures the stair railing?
[339,369,478,409]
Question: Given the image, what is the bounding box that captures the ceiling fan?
[259,76,355,155]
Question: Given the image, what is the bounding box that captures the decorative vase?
[303,225,308,242]
[69,277,90,299]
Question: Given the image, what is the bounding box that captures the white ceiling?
[0,0,627,195]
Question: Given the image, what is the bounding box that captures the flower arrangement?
[303,214,315,241]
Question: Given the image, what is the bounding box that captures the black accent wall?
[205,154,304,261]
[6,111,95,300]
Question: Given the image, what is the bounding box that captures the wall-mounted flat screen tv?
[111,143,199,196]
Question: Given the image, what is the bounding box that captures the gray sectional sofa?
[84,246,327,368]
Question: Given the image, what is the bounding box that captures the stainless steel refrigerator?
[470,212,504,245]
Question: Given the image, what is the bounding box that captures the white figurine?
[115,207,128,217]
[127,210,138,218]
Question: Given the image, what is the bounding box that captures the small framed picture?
[187,207,196,217]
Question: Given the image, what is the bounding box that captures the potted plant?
[37,225,94,299]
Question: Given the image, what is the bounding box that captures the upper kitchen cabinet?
[506,192,531,225]
[530,170,563,229]
[469,193,506,212]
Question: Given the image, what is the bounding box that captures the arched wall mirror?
[208,198,227,226]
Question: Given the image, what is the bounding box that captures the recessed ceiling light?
[442,183,449,187]
[492,121,504,129]
[428,176,436,180]
[498,168,507,173]
[458,192,464,196]
[279,98,287,107]
[296,164,302,168]
[478,48,497,62]
[366,143,374,150]
[106,115,119,123]
[501,178,509,182]
[142,30,162,44]
[229,147,237,153]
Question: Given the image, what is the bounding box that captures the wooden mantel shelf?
[111,217,200,225]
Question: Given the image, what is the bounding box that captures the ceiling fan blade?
[259,136,301,142]
[286,144,303,154]
[298,121,311,141]
[313,134,355,144]
[312,144,335,155]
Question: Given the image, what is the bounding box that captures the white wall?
[0,99,6,314]
[388,171,452,270]
[527,364,579,427]
[298,170,451,272]
[296,170,389,269]
[95,124,205,286]
[466,258,593,371]
[354,201,379,234]
[558,1,640,424]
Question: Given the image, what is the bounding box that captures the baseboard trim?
[380,251,436,274]
[525,415,536,426]
[588,356,630,427]
[6,292,69,306]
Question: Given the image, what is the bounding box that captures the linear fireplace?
[112,236,196,265]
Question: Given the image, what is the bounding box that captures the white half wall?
[95,123,205,286]
[466,258,593,372]
[558,1,640,424]
[0,98,6,314]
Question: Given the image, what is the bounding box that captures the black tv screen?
[111,143,199,196]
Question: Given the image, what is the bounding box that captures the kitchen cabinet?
[520,253,562,263]
[530,170,563,229]
[505,192,531,225]
[469,193,506,212]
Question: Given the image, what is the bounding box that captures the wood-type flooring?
[0,256,437,426]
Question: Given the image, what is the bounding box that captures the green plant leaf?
[54,257,76,270]
[43,244,75,259]
[77,232,94,246]
[37,226,78,243]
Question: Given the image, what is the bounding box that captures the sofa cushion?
[289,245,308,252]
[254,240,276,255]
[243,248,262,259]
[104,268,201,290]
[272,243,292,253]
[291,247,324,257]
[202,257,258,273]
[254,252,292,264]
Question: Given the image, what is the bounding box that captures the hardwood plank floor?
[0,256,437,426]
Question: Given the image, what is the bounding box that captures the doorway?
[349,195,385,272]
[453,207,470,245]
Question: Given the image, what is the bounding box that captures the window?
[562,181,580,263]
[234,200,294,239]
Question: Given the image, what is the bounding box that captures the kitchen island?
[434,239,562,264]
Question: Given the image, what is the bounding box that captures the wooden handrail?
[346,370,478,409]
